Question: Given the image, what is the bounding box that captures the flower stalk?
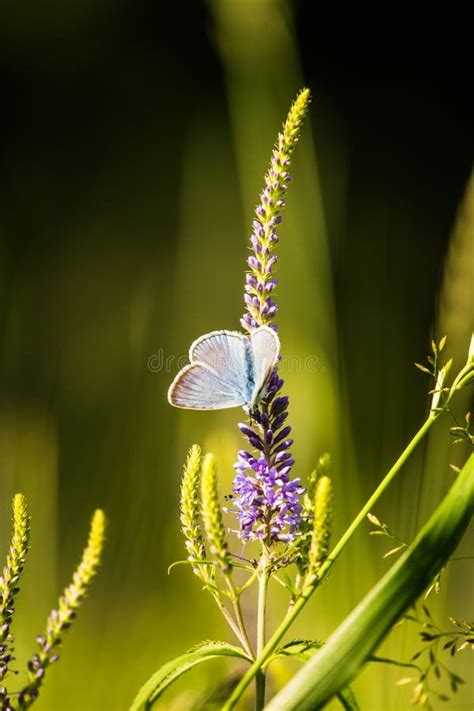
[306,474,333,583]
[201,454,232,575]
[180,445,207,581]
[0,495,30,682]
[255,554,270,710]
[17,510,106,709]
[241,87,311,332]
[232,88,311,548]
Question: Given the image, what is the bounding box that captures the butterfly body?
[168,326,280,410]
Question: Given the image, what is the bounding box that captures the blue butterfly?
[168,326,280,410]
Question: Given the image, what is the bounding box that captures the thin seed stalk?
[210,590,251,654]
[225,576,255,659]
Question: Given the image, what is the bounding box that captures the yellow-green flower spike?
[180,445,208,580]
[201,453,232,574]
[297,454,331,575]
[303,453,331,514]
[18,509,106,708]
[316,452,332,476]
[0,494,31,680]
[307,475,334,579]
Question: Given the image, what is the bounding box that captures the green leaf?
[269,639,323,663]
[272,573,298,595]
[130,641,251,711]
[265,454,474,710]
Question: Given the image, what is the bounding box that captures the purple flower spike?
[231,367,304,545]
[231,89,311,545]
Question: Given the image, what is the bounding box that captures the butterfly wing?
[168,330,253,410]
[250,326,280,405]
[168,363,248,410]
[168,327,279,410]
[190,330,254,403]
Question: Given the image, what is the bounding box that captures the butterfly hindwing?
[167,363,247,410]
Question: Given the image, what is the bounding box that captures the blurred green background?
[0,1,472,709]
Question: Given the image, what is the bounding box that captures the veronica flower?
[231,89,311,546]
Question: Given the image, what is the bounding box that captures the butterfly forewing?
[189,330,254,403]
[249,326,280,405]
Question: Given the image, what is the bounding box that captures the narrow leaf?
[396,677,415,686]
[337,686,360,710]
[369,655,420,671]
[130,641,251,711]
[422,604,432,620]
[367,512,382,526]
[383,545,406,558]
[415,363,431,374]
[270,639,323,663]
[265,454,474,710]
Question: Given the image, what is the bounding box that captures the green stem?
[255,557,269,710]
[212,592,248,651]
[255,670,266,710]
[223,413,438,709]
[225,576,255,659]
[287,571,303,614]
[238,567,259,595]
[311,414,435,585]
